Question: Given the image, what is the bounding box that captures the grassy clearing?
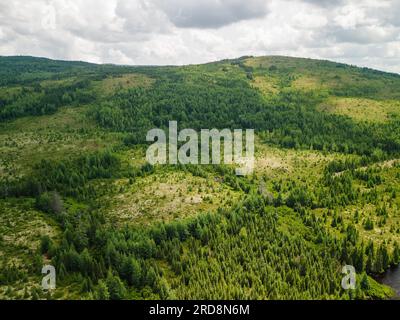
[0,106,92,133]
[103,170,241,226]
[318,97,400,123]
[244,56,400,100]
[0,107,122,178]
[0,86,23,99]
[0,198,60,299]
[251,75,279,96]
[291,75,328,91]
[93,73,155,96]
[0,199,59,262]
[254,142,349,182]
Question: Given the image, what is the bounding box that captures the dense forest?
[0,55,399,300]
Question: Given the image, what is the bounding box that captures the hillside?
[0,55,400,300]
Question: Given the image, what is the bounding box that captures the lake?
[376,266,400,299]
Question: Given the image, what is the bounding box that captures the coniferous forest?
[1,55,400,300]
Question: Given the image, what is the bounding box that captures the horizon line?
[1,54,399,76]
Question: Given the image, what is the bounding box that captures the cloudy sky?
[0,0,399,73]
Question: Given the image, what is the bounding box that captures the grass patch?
[318,97,400,123]
[103,170,241,226]
[93,73,155,96]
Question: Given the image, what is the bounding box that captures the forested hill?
[0,55,400,300]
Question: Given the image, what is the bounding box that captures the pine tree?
[106,271,127,300]
[360,273,370,290]
[393,242,400,265]
[58,262,67,281]
[96,280,110,300]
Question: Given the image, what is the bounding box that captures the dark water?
[376,266,400,298]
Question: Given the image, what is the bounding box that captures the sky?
[0,0,399,73]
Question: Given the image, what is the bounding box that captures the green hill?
[0,55,399,300]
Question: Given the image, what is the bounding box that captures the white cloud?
[0,0,399,73]
[154,0,269,29]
